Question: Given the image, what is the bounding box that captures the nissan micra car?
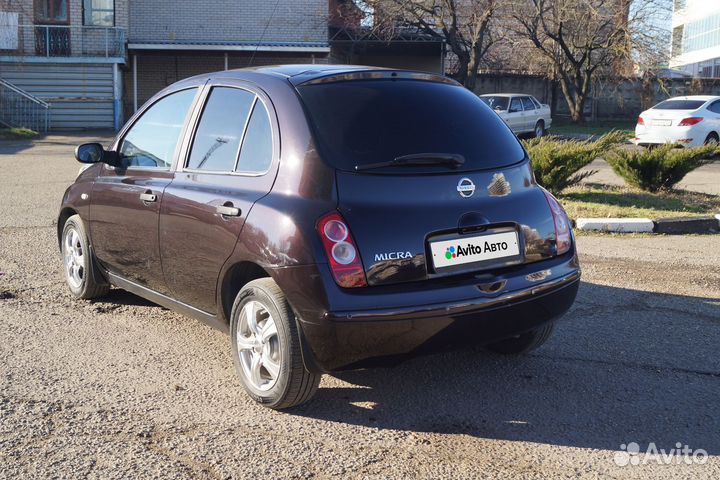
[59,65,580,409]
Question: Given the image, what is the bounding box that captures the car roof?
[661,95,720,102]
[175,64,457,88]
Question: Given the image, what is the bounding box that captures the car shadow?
[91,288,159,308]
[290,281,720,454]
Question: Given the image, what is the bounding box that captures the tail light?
[316,212,367,288]
[541,189,571,255]
[637,116,644,125]
[678,117,703,126]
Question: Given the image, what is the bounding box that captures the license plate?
[430,231,520,269]
[651,119,672,126]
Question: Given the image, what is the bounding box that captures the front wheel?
[230,278,320,409]
[486,322,555,355]
[61,214,109,299]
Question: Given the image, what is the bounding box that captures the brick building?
[125,0,329,118]
[0,0,127,129]
[0,0,329,129]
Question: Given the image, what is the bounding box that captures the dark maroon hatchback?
[59,65,580,409]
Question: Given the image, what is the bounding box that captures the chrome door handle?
[216,204,241,217]
[140,193,157,202]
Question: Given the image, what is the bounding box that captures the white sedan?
[479,94,552,137]
[633,95,720,147]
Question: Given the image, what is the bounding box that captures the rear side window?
[521,97,535,110]
[653,100,705,110]
[236,101,273,174]
[297,80,525,172]
[119,88,197,169]
[187,87,255,171]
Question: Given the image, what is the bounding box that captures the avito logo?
[445,241,509,260]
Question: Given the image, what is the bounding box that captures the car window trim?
[232,96,259,172]
[107,86,201,173]
[179,83,275,177]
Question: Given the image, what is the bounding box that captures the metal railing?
[2,24,125,58]
[0,78,50,132]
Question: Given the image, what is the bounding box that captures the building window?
[699,60,713,78]
[83,0,115,27]
[35,0,69,24]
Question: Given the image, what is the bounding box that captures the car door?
[505,97,525,133]
[521,96,537,131]
[89,88,199,293]
[706,100,720,135]
[159,81,278,313]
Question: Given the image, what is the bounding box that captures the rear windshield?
[297,80,525,172]
[480,96,509,111]
[653,100,705,110]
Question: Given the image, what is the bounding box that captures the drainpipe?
[440,40,446,75]
[112,63,122,131]
[224,52,229,70]
[133,54,138,113]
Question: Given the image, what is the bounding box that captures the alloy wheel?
[236,300,281,391]
[63,227,85,289]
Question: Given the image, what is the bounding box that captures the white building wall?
[670,0,720,75]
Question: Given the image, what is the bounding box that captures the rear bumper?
[632,126,704,147]
[285,258,581,372]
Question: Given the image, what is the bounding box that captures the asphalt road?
[1,135,719,479]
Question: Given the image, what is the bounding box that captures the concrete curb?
[576,215,720,234]
[576,218,654,233]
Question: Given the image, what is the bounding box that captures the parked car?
[633,95,720,147]
[479,93,552,137]
[59,65,580,409]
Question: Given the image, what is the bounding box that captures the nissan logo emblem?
[457,177,475,198]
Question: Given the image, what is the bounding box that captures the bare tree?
[367,0,498,90]
[512,0,671,123]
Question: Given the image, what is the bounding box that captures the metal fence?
[3,24,125,58]
[0,78,50,132]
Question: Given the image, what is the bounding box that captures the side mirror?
[74,142,117,165]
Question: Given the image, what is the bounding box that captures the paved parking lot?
[1,135,719,479]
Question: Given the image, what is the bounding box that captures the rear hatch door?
[296,76,557,286]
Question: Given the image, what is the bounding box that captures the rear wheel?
[61,214,109,299]
[230,278,320,409]
[533,120,545,138]
[704,132,719,146]
[486,322,555,355]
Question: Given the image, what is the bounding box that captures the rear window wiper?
[354,153,465,171]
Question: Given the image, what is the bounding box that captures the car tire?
[704,132,719,146]
[230,278,320,409]
[61,214,110,300]
[486,322,555,355]
[533,120,545,138]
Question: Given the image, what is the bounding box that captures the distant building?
[670,0,720,76]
